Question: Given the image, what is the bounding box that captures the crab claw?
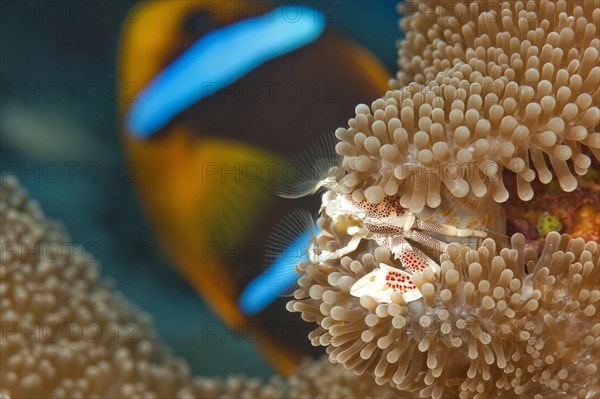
[350,263,423,303]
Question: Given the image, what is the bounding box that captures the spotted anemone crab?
[306,183,493,303]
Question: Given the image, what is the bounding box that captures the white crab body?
[316,189,487,303]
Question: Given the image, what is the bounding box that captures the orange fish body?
[118,0,390,374]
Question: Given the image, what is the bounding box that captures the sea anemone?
[0,175,194,398]
[334,0,599,210]
[0,176,407,399]
[288,230,599,398]
[395,0,600,85]
[283,4,599,397]
[178,356,404,399]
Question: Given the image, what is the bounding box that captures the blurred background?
[0,0,401,378]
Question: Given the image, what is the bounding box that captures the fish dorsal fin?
[276,133,342,199]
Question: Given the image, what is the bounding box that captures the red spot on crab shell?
[401,249,428,273]
[383,269,418,294]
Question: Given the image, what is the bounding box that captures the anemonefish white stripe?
[239,225,318,315]
[127,5,326,137]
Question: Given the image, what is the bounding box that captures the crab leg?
[373,235,441,273]
[415,219,487,238]
[309,233,364,263]
[402,229,449,254]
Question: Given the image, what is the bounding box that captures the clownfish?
[117,0,390,375]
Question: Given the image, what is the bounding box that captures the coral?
[571,204,600,242]
[288,226,600,398]
[334,0,599,210]
[504,175,600,247]
[536,212,563,236]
